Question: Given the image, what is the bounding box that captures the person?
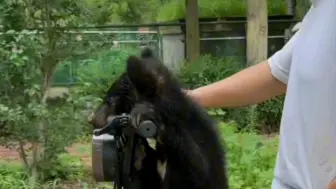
[185,1,336,189]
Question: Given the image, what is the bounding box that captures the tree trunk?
[246,0,268,128]
[185,0,200,62]
[287,0,297,15]
[246,0,268,65]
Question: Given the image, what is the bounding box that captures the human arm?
[187,61,286,108]
[186,29,301,108]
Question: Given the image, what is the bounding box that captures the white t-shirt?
[268,1,336,189]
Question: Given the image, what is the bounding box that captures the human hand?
[182,89,200,103]
[182,89,191,95]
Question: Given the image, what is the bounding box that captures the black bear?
[88,49,162,189]
[88,48,229,189]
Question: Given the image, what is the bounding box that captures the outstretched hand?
[182,89,193,98]
[182,89,191,95]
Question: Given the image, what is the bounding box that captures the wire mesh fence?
[52,27,161,86]
[1,19,298,86]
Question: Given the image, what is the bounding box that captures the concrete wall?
[161,34,185,72]
[159,26,185,73]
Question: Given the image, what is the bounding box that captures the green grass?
[0,122,278,189]
[219,123,278,188]
[157,0,287,22]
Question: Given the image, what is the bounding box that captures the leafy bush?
[0,30,92,187]
[63,47,146,137]
[179,55,243,88]
[179,55,284,133]
[0,161,28,189]
[0,122,278,189]
[220,123,278,189]
[0,154,86,189]
[255,96,284,133]
[157,0,287,22]
[39,153,86,181]
[74,47,141,97]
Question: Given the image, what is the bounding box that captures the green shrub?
[179,55,243,120]
[179,55,242,88]
[66,47,146,137]
[0,122,279,188]
[74,47,141,97]
[0,31,91,186]
[0,161,28,189]
[179,55,283,133]
[255,96,284,133]
[157,0,287,22]
[39,153,86,181]
[180,55,245,123]
[220,123,278,189]
[53,62,74,85]
[0,154,87,188]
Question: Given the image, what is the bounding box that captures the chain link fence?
[1,19,298,86]
[53,27,161,86]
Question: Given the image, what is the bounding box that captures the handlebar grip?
[136,120,157,138]
[93,115,157,138]
[93,126,114,136]
[93,114,130,136]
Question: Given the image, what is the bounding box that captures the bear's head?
[87,47,156,129]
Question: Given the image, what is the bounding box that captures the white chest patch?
[146,138,157,148]
[157,160,167,180]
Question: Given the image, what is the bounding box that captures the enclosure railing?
[1,19,299,86]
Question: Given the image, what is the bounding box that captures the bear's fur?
[89,49,162,189]
[125,48,229,189]
[89,47,229,189]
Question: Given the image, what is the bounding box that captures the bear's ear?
[126,56,164,98]
[140,47,154,58]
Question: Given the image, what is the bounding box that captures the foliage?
[81,0,122,25]
[0,161,28,189]
[51,29,160,86]
[179,55,243,88]
[81,0,160,24]
[0,1,161,185]
[39,153,86,181]
[255,96,284,133]
[0,32,88,181]
[179,55,284,133]
[0,0,287,187]
[296,0,312,19]
[157,0,287,22]
[62,47,146,137]
[220,123,278,189]
[114,0,160,24]
[0,154,86,189]
[179,55,242,120]
[0,0,159,28]
[0,122,279,189]
[0,0,94,187]
[74,47,140,97]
